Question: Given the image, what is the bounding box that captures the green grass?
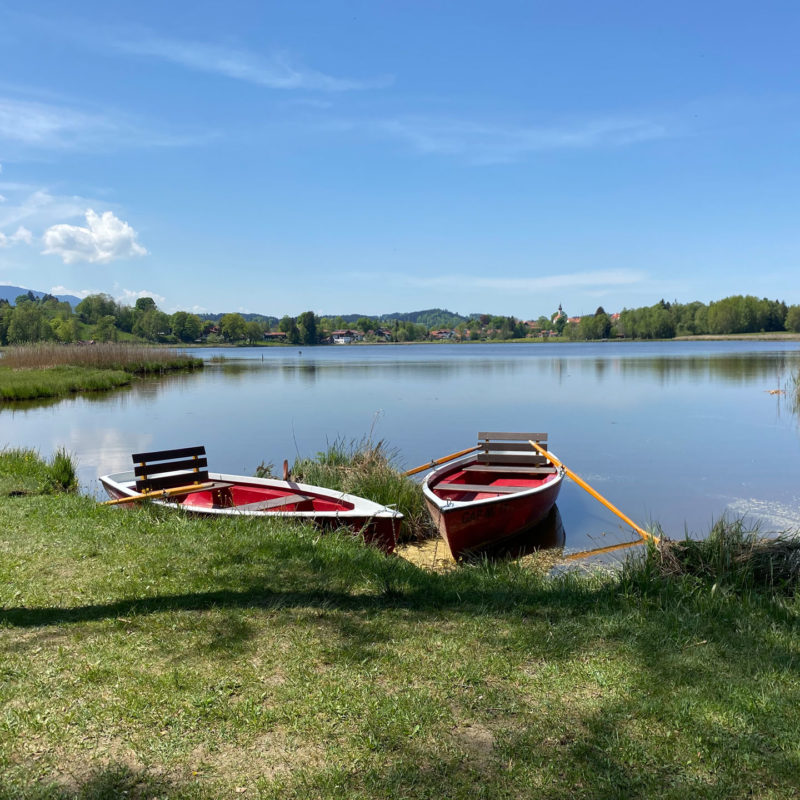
[0,447,78,496]
[0,452,798,799]
[0,344,202,401]
[0,365,134,400]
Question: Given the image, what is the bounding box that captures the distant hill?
[321,309,471,328]
[0,285,82,307]
[199,312,280,326]
[200,308,471,329]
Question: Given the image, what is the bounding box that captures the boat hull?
[423,455,564,559]
[100,471,401,554]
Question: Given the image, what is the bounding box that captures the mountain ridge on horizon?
[0,284,83,308]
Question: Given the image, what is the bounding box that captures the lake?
[2,340,799,558]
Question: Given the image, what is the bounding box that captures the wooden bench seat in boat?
[233,493,314,511]
[131,446,232,498]
[462,464,556,475]
[436,483,533,494]
[476,431,550,466]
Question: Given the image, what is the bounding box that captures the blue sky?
[1,1,799,319]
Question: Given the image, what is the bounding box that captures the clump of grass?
[48,447,78,492]
[623,517,800,596]
[0,447,78,495]
[0,343,201,373]
[275,436,434,541]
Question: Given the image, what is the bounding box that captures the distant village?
[244,305,621,344]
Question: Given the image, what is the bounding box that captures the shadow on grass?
[0,763,175,800]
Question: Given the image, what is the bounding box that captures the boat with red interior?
[100,446,401,553]
[422,432,564,559]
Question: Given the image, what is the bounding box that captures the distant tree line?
[2,291,800,347]
[564,296,799,341]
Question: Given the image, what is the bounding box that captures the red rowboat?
[100,446,401,553]
[422,432,564,559]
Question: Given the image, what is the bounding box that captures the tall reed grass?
[622,517,800,597]
[260,437,434,541]
[0,343,201,372]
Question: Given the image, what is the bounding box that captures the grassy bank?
[0,344,203,401]
[1,451,798,799]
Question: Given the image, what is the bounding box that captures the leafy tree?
[133,309,170,341]
[245,320,265,344]
[135,297,157,313]
[0,305,14,344]
[220,313,247,342]
[785,305,800,333]
[51,316,77,343]
[297,311,319,345]
[76,294,118,324]
[7,303,52,343]
[171,311,203,343]
[95,315,118,342]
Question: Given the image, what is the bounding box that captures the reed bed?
[0,342,201,372]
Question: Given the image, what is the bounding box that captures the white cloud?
[0,225,32,247]
[42,209,148,264]
[115,36,391,92]
[0,97,116,148]
[115,288,166,307]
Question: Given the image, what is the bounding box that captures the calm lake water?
[2,341,799,558]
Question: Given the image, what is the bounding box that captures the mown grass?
[0,344,202,401]
[1,450,799,799]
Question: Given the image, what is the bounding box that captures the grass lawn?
[0,453,798,799]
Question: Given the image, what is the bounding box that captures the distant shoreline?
[182,332,800,348]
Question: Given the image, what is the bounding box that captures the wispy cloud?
[0,95,214,153]
[115,36,392,92]
[374,116,670,163]
[115,287,166,306]
[354,269,646,293]
[0,186,90,233]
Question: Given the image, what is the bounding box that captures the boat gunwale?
[422,453,565,512]
[100,471,402,520]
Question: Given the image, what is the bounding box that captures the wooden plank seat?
[462,464,556,475]
[233,493,314,512]
[130,445,232,494]
[436,482,534,494]
[475,431,550,466]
